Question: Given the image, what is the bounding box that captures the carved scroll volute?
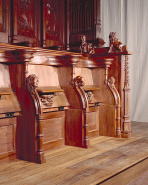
[107,77,121,138]
[26,74,46,164]
[74,76,88,109]
[74,76,89,148]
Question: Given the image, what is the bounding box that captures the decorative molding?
[107,77,121,137]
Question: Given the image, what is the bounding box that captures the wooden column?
[121,55,132,138]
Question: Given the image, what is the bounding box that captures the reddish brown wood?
[42,0,65,47]
[92,32,132,138]
[0,36,132,164]
[0,86,21,163]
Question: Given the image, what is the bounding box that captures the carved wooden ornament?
[107,77,121,137]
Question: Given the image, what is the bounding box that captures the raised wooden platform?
[0,121,148,185]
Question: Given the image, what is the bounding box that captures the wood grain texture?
[0,122,147,185]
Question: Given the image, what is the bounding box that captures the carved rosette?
[107,77,121,137]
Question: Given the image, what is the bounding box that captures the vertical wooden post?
[83,110,89,148]
[42,0,47,47]
[121,55,132,138]
[12,0,18,43]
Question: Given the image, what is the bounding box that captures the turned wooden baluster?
[121,55,132,138]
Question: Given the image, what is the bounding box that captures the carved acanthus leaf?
[40,94,54,107]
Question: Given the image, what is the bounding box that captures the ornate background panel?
[0,0,6,32]
[69,0,94,43]
[43,0,63,42]
[17,0,35,37]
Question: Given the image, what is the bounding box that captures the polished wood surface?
[0,0,101,48]
[0,122,147,185]
[0,40,132,163]
[0,87,21,163]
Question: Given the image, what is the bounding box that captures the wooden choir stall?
[0,60,21,163]
[0,32,132,163]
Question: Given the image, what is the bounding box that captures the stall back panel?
[28,65,60,86]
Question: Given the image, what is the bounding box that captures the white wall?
[101,0,148,122]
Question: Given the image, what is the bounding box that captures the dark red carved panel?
[70,0,94,33]
[0,0,6,32]
[44,0,61,41]
[17,0,35,37]
[68,0,95,44]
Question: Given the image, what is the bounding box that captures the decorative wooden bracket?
[74,76,89,148]
[26,74,46,164]
[107,77,121,138]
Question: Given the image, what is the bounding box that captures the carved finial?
[26,74,39,94]
[108,32,123,53]
[74,76,85,87]
[80,35,95,54]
